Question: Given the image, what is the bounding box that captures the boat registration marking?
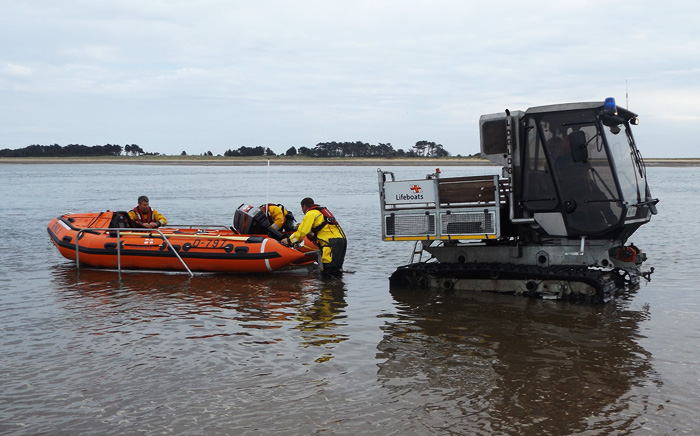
[190,238,223,248]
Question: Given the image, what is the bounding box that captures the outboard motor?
[233,204,285,240]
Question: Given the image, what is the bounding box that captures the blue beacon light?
[603,97,618,115]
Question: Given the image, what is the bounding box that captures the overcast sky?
[1,1,698,158]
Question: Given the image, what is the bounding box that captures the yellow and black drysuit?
[128,207,167,227]
[259,204,295,232]
[288,205,346,277]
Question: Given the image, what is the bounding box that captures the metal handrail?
[162,224,232,230]
[74,227,194,277]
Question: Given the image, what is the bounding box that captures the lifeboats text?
[395,193,424,201]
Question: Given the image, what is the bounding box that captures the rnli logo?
[396,184,425,201]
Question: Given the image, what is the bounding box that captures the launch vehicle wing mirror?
[568,130,589,162]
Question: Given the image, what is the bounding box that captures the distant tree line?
[287,140,450,158]
[224,146,276,157]
[2,140,453,158]
[0,143,159,157]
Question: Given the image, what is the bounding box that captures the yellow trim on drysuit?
[289,208,344,264]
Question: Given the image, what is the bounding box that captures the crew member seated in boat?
[128,195,167,229]
[259,203,296,233]
[281,197,346,278]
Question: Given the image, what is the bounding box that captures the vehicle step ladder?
[409,241,424,264]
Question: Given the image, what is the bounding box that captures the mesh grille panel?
[441,210,496,235]
[385,213,436,236]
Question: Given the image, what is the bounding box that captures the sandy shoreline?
[1,156,698,167]
[0,157,501,166]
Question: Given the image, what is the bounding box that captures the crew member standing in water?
[128,195,167,229]
[282,197,346,278]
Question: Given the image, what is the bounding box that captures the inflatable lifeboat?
[47,210,318,274]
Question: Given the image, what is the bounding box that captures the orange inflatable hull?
[48,211,316,273]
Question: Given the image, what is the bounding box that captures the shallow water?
[1,163,699,435]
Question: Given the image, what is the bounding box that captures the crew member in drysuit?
[128,195,167,229]
[281,197,346,278]
[259,203,296,233]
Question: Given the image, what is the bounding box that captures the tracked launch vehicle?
[378,98,657,302]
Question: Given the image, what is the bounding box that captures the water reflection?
[377,291,657,435]
[294,280,348,363]
[51,266,347,357]
[0,267,354,434]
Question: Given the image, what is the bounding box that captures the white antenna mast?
[265,158,270,219]
[626,79,629,108]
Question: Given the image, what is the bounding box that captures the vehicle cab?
[482,98,657,240]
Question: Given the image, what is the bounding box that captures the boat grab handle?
[74,228,194,277]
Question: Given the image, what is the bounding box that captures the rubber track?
[390,261,618,303]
